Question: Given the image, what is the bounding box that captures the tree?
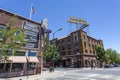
[106,48,120,63]
[0,17,26,71]
[94,45,106,62]
[94,45,106,67]
[44,44,60,61]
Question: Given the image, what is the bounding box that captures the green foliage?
[94,45,106,62]
[44,44,60,60]
[106,48,120,63]
[0,17,26,62]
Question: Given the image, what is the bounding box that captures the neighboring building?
[51,30,103,68]
[0,9,44,78]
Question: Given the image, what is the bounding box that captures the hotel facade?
[0,9,44,78]
[51,30,103,68]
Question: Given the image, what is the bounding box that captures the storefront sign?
[23,21,40,49]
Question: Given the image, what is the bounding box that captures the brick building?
[51,30,103,68]
[0,9,44,78]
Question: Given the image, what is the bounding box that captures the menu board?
[23,21,40,48]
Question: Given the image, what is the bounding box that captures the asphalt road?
[47,67,120,80]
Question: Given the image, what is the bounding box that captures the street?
[47,67,120,80]
[4,67,120,80]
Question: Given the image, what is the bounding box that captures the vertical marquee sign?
[23,21,40,49]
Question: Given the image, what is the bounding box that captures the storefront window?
[14,51,25,56]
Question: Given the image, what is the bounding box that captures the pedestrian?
[91,61,93,69]
[93,62,95,69]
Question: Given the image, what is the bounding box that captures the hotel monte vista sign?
[22,21,40,49]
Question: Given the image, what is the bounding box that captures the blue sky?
[0,0,120,53]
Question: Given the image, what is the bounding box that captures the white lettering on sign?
[23,21,40,48]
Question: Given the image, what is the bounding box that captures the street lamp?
[53,28,63,39]
[52,28,63,71]
[75,52,81,68]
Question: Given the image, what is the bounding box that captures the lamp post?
[52,28,63,71]
[75,52,80,68]
[53,28,63,39]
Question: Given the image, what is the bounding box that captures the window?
[74,49,79,54]
[14,51,25,56]
[74,42,78,47]
[67,37,71,43]
[57,41,60,44]
[84,42,86,48]
[93,50,95,54]
[0,25,6,39]
[62,46,65,50]
[0,25,6,29]
[58,46,60,51]
[92,44,94,49]
[74,50,77,54]
[68,51,71,55]
[90,50,92,53]
[83,34,86,40]
[73,32,78,42]
[61,40,64,44]
[89,44,91,48]
[67,44,71,49]
[62,52,65,55]
[85,50,88,53]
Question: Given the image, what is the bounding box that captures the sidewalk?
[0,69,65,80]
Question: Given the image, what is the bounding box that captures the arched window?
[0,24,6,39]
[0,24,6,29]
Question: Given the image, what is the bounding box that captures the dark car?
[105,64,114,68]
[112,63,120,67]
[44,62,51,68]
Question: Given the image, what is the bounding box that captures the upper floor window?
[84,42,86,48]
[83,34,86,40]
[68,51,71,55]
[61,40,64,44]
[67,37,71,43]
[58,46,60,51]
[74,42,78,47]
[62,46,65,50]
[0,25,6,39]
[62,52,65,56]
[67,44,71,49]
[0,25,6,29]
[73,32,78,42]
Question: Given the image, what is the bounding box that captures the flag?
[29,3,35,19]
[31,6,35,14]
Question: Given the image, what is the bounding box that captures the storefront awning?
[9,56,27,63]
[27,57,39,63]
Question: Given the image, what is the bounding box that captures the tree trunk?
[9,63,12,72]
[3,62,6,72]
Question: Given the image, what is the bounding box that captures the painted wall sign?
[23,21,40,48]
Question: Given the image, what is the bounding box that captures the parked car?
[44,62,51,68]
[112,63,120,67]
[104,64,114,68]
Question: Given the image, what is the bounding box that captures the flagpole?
[29,3,33,19]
